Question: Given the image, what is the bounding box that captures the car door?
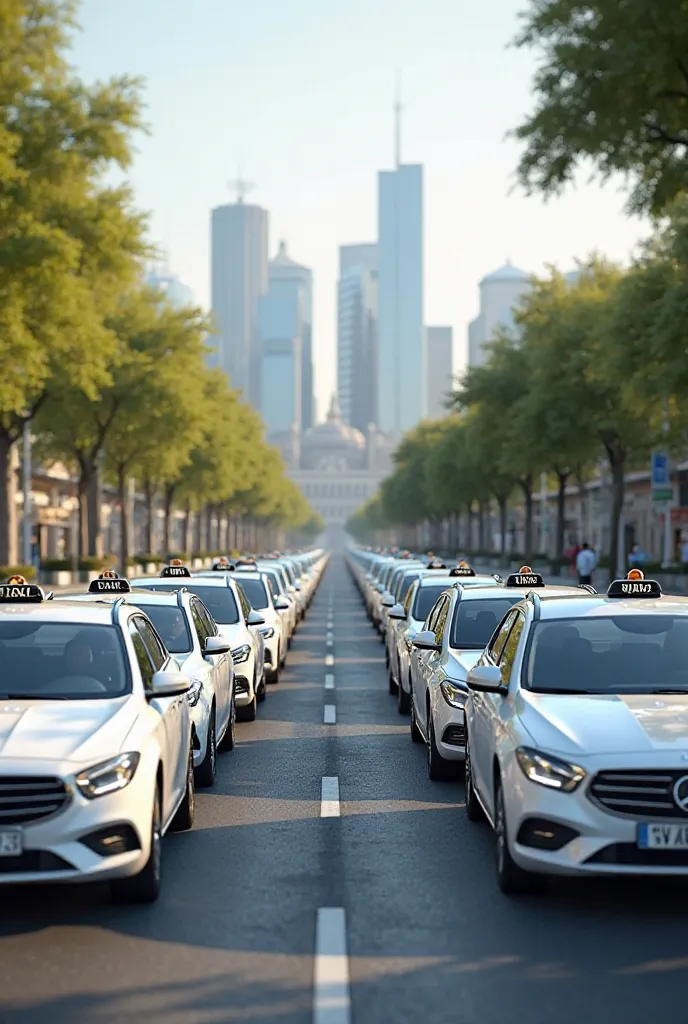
[470,610,520,803]
[237,584,264,678]
[194,597,232,739]
[413,597,447,735]
[128,616,185,819]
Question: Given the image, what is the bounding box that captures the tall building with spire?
[210,175,268,405]
[376,82,425,437]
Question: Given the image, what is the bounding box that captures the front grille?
[0,776,69,824]
[442,724,466,747]
[588,770,688,819]
[0,851,74,874]
[585,843,688,867]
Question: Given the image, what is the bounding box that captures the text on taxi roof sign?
[160,564,191,578]
[506,567,544,588]
[450,564,475,577]
[607,569,662,599]
[0,579,44,602]
[426,559,447,570]
[88,576,131,593]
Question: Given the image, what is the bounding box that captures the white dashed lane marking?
[313,907,351,1024]
[320,777,340,817]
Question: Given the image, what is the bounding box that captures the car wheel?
[410,692,422,743]
[237,694,257,721]
[385,647,390,668]
[465,734,485,822]
[195,708,217,788]
[257,671,267,702]
[268,665,280,684]
[388,665,397,694]
[494,775,543,895]
[170,749,196,832]
[218,697,236,751]
[428,715,458,781]
[111,785,162,904]
[397,675,411,714]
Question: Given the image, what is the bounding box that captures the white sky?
[72,0,649,423]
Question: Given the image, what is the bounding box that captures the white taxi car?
[233,568,288,683]
[465,568,688,893]
[133,562,266,721]
[0,575,194,903]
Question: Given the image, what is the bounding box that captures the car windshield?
[176,586,240,625]
[0,622,129,699]
[398,573,421,601]
[524,615,688,693]
[237,578,269,610]
[128,603,192,654]
[263,572,281,599]
[450,597,521,650]
[413,585,450,621]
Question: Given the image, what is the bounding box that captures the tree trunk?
[0,431,17,567]
[87,468,103,558]
[117,466,129,577]
[77,471,89,558]
[555,471,569,561]
[497,496,508,557]
[607,448,626,581]
[519,474,534,560]
[143,477,154,555]
[163,483,175,556]
[182,500,192,557]
[466,504,474,552]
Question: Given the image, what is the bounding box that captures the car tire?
[388,665,397,694]
[237,695,257,721]
[218,697,237,751]
[397,675,411,715]
[111,785,162,904]
[465,734,485,822]
[410,692,423,743]
[428,715,458,781]
[257,671,267,703]
[385,647,390,668]
[170,749,196,832]
[494,775,543,895]
[195,709,217,788]
[268,665,280,684]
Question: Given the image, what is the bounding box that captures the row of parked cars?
[0,548,327,903]
[349,546,688,893]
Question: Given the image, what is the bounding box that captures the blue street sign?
[651,452,669,486]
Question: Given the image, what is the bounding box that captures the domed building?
[287,395,393,531]
[467,260,531,368]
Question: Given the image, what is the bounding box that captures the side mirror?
[466,665,507,695]
[274,596,290,611]
[293,582,301,592]
[247,609,265,626]
[389,603,406,620]
[381,593,394,607]
[204,635,231,656]
[412,630,440,651]
[148,670,190,698]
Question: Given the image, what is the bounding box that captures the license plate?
[0,831,22,856]
[637,823,688,849]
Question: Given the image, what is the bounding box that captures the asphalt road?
[1,557,687,1023]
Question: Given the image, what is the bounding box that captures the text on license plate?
[638,823,688,849]
[0,831,22,856]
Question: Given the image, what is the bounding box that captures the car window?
[403,583,416,616]
[129,619,155,688]
[236,586,251,620]
[180,585,240,625]
[129,602,193,655]
[134,617,167,672]
[195,600,217,637]
[190,601,210,646]
[399,573,421,601]
[425,596,444,633]
[413,584,451,622]
[487,610,518,663]
[434,597,450,648]
[236,578,269,610]
[498,613,525,685]
[449,597,522,651]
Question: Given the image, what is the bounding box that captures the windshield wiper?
[530,688,594,695]
[649,689,688,695]
[0,693,69,700]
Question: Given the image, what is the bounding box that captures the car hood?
[519,692,688,757]
[0,696,138,764]
[216,623,246,647]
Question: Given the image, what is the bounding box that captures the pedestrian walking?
[576,542,597,585]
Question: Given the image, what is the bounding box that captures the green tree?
[512,0,688,215]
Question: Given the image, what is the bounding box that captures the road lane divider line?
[326,654,334,667]
[313,907,351,1024]
[325,674,335,690]
[320,777,340,817]
[324,704,336,724]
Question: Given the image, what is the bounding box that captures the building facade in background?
[210,200,268,404]
[259,271,303,461]
[377,163,424,438]
[337,243,378,434]
[268,241,314,432]
[467,262,531,367]
[425,326,453,419]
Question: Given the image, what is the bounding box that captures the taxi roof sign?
[450,564,476,577]
[426,559,447,570]
[0,580,44,602]
[161,563,191,578]
[506,570,545,588]
[88,575,131,594]
[607,570,662,599]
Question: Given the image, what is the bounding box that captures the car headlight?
[75,752,141,800]
[515,747,586,792]
[440,680,468,710]
[186,679,203,707]
[231,643,251,664]
[260,626,275,639]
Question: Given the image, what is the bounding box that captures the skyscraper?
[467,262,531,367]
[376,92,424,438]
[268,241,313,431]
[210,187,268,404]
[259,275,302,450]
[337,244,378,433]
[425,326,453,419]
